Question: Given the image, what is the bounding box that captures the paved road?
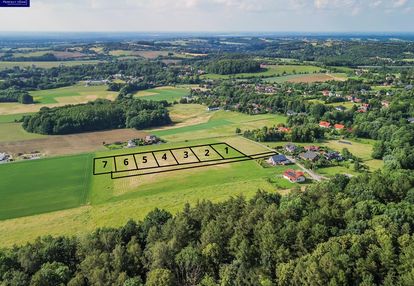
[240,137,327,182]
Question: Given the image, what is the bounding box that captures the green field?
[202,64,323,79]
[0,154,92,220]
[0,113,32,123]
[265,73,347,83]
[0,123,46,142]
[0,60,102,70]
[30,84,118,104]
[134,87,190,102]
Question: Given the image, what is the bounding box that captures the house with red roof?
[334,124,345,130]
[319,121,331,128]
[283,169,305,183]
[322,90,330,96]
[304,145,320,151]
[278,127,291,133]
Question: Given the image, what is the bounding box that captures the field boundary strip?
[93,142,276,180]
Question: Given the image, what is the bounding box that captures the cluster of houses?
[0,152,10,164]
[267,154,306,183]
[319,121,346,130]
[284,143,343,162]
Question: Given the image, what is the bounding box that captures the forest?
[0,88,33,104]
[22,99,171,135]
[1,170,414,285]
[206,59,261,75]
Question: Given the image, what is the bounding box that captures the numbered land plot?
[171,148,200,164]
[134,152,159,170]
[210,143,246,159]
[190,145,223,162]
[94,157,116,174]
[114,155,138,172]
[153,150,179,167]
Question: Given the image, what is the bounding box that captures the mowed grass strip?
[0,154,92,220]
[134,87,190,103]
[0,113,33,123]
[30,84,118,104]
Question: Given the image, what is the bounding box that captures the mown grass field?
[202,64,323,79]
[265,73,347,83]
[0,123,46,142]
[134,86,190,103]
[0,60,102,70]
[30,84,117,104]
[0,154,92,220]
[0,135,298,246]
[0,113,32,123]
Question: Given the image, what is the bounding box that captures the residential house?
[300,151,319,162]
[278,127,291,133]
[381,100,390,108]
[286,110,297,116]
[408,118,414,124]
[334,124,345,130]
[0,152,9,164]
[335,106,346,112]
[319,121,331,128]
[145,135,158,144]
[268,154,292,166]
[304,146,320,152]
[405,84,413,91]
[324,151,343,161]
[283,169,306,183]
[285,143,297,153]
[126,140,137,148]
[322,90,330,96]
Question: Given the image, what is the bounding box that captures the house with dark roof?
[268,154,292,166]
[300,151,319,162]
[323,151,343,161]
[283,169,305,183]
[285,143,297,153]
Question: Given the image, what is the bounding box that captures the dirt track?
[0,129,148,156]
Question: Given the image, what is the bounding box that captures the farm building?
[267,154,291,166]
[319,121,331,128]
[145,135,158,144]
[127,140,137,148]
[207,106,220,111]
[300,151,319,162]
[283,169,305,183]
[0,153,10,164]
[285,143,297,153]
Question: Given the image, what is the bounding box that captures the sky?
[0,0,413,32]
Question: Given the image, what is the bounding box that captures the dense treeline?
[243,125,325,143]
[0,88,33,104]
[206,59,261,75]
[1,170,414,285]
[0,60,199,91]
[22,99,171,135]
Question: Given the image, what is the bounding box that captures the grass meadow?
[134,86,190,103]
[0,60,102,70]
[202,64,323,79]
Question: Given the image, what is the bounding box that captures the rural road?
[240,137,327,182]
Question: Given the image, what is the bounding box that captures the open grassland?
[0,113,33,123]
[134,86,190,102]
[202,64,323,80]
[151,108,287,142]
[109,50,175,59]
[0,129,148,155]
[0,84,117,115]
[0,154,92,221]
[266,73,347,83]
[0,123,47,142]
[30,84,117,104]
[0,60,102,70]
[0,136,299,246]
